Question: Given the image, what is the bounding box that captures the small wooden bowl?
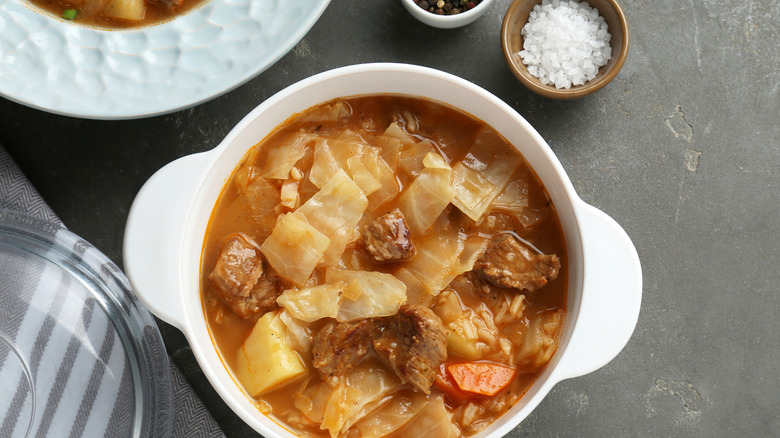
[501,0,629,99]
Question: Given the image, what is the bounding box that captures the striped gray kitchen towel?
[0,145,225,438]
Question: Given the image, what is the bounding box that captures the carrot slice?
[447,362,516,396]
[434,362,475,403]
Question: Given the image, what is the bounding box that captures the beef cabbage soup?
[29,0,205,28]
[200,95,568,437]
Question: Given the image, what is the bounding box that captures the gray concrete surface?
[1,0,778,436]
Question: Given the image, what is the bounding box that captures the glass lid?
[0,210,171,437]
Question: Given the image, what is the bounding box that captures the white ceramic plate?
[0,0,330,119]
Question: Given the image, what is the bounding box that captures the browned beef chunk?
[373,305,447,394]
[148,0,184,8]
[208,233,280,319]
[362,209,416,262]
[312,319,379,377]
[473,233,560,293]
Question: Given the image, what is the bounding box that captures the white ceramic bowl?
[124,62,642,437]
[401,0,494,29]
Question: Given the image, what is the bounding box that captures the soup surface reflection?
[201,95,568,437]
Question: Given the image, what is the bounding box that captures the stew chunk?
[473,233,560,293]
[373,305,447,394]
[362,209,416,262]
[312,319,378,377]
[208,233,280,319]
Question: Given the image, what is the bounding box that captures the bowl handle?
[123,152,211,330]
[556,201,643,380]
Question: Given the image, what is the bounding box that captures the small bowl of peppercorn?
[401,0,494,29]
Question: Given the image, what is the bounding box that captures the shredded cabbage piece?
[260,212,330,286]
[451,162,497,221]
[397,152,454,236]
[353,391,428,438]
[515,308,565,372]
[347,155,382,195]
[260,132,312,179]
[396,395,460,438]
[297,169,368,266]
[363,151,401,212]
[309,138,367,188]
[320,361,400,437]
[325,268,406,322]
[394,267,432,307]
[490,177,529,214]
[451,130,524,221]
[278,309,313,353]
[398,139,436,177]
[375,134,402,170]
[276,282,347,322]
[294,379,332,424]
[234,175,279,239]
[383,122,416,145]
[402,214,463,295]
[297,100,352,123]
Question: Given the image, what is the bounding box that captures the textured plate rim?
[0,0,331,120]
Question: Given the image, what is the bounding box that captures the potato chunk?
[103,0,145,21]
[236,310,307,397]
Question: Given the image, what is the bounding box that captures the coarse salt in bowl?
[501,0,629,99]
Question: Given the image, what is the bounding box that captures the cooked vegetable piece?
[383,122,416,146]
[393,267,431,307]
[309,138,366,188]
[237,175,280,240]
[375,134,402,170]
[515,309,565,372]
[296,169,368,267]
[358,149,400,211]
[325,268,406,322]
[276,282,346,322]
[62,8,77,19]
[294,379,331,423]
[260,132,312,179]
[347,155,382,195]
[354,391,429,438]
[298,100,351,123]
[489,177,529,214]
[396,395,460,438]
[447,362,516,396]
[397,152,454,236]
[317,361,400,437]
[235,310,306,397]
[451,162,496,221]
[103,0,145,21]
[433,362,476,403]
[260,212,330,286]
[451,130,523,221]
[278,309,313,353]
[398,139,437,177]
[402,215,462,296]
[279,179,300,210]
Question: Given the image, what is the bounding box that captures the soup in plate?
[29,0,205,28]
[200,94,568,437]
